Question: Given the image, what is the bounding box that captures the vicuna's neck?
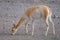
[15,17,25,29]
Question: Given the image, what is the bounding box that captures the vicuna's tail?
[15,16,25,29]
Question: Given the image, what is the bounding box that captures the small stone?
[58,22,60,24]
[57,17,60,19]
[51,1,55,3]
[3,26,5,29]
[53,15,56,18]
[0,1,2,3]
[7,1,10,3]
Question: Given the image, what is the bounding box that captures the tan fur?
[11,5,55,36]
[25,5,51,19]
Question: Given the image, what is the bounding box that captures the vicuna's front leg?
[25,22,28,34]
[32,20,35,36]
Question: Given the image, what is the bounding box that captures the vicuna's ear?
[12,20,16,27]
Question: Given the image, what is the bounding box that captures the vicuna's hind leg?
[45,17,49,36]
[49,15,55,35]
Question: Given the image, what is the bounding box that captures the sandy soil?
[0,0,60,40]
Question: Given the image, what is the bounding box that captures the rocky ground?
[0,0,60,40]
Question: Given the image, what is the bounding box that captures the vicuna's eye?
[12,29,14,31]
[12,27,15,31]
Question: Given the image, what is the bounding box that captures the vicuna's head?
[11,21,17,35]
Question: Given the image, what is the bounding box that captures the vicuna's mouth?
[11,32,15,35]
[11,30,15,35]
[11,29,18,35]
